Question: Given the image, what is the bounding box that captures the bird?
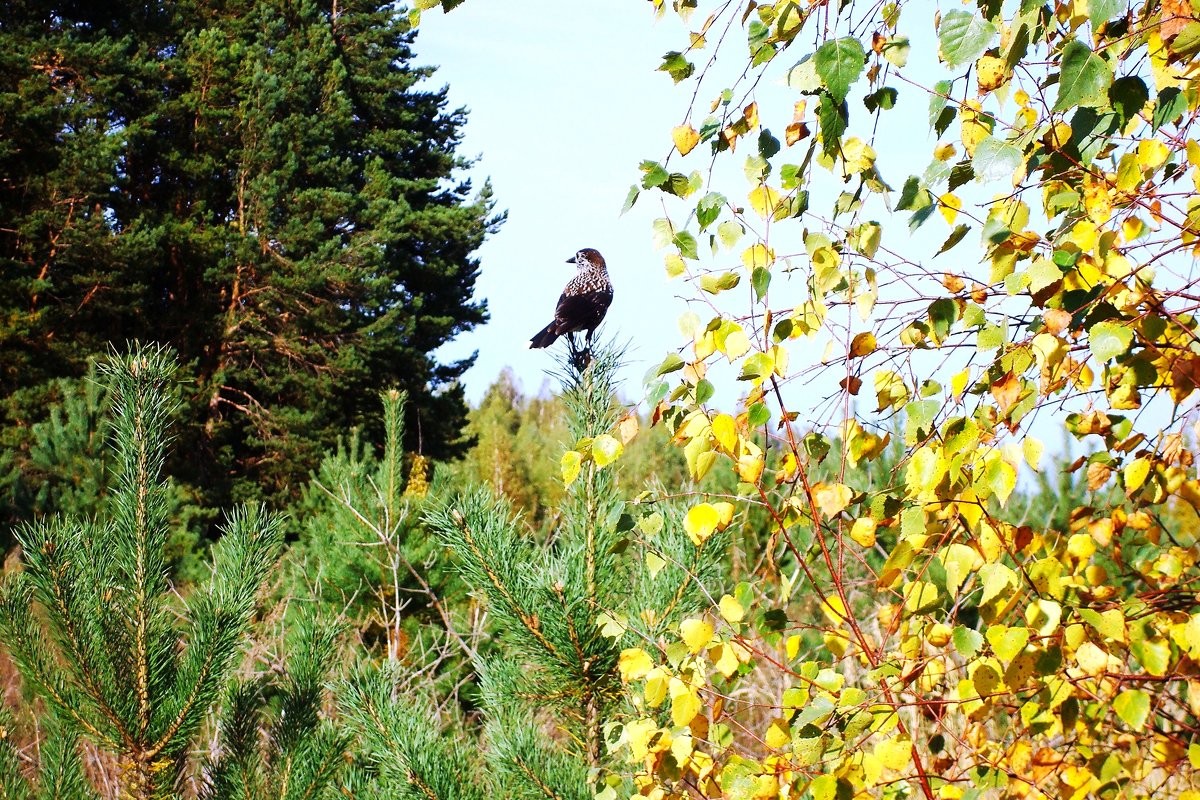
[528,248,613,354]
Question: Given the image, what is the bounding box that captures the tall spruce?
[341,345,727,799]
[0,0,500,513]
[0,346,283,799]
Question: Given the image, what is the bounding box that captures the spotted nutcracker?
[528,248,613,351]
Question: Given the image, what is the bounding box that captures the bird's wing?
[552,289,613,333]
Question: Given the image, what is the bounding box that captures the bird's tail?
[528,322,558,349]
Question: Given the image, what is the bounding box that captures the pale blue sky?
[418,4,687,402]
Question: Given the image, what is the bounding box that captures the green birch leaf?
[656,353,685,375]
[1109,76,1149,126]
[818,94,848,158]
[1113,689,1151,730]
[1089,321,1133,362]
[971,136,1023,183]
[1054,40,1113,111]
[814,37,866,103]
[1087,0,1120,27]
[621,185,639,215]
[938,11,997,69]
[752,266,771,299]
[935,224,971,256]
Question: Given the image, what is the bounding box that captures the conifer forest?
[5,1,1200,798]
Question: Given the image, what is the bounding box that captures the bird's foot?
[566,335,593,372]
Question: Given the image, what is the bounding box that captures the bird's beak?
[566,256,576,264]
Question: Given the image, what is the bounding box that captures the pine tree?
[0,709,98,800]
[0,0,500,515]
[200,613,348,800]
[287,389,470,670]
[341,345,727,798]
[0,346,283,799]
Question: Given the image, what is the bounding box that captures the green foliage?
[201,613,349,800]
[339,664,487,800]
[0,361,209,575]
[0,346,283,800]
[453,370,568,533]
[0,0,501,515]
[286,389,468,672]
[404,345,726,796]
[0,709,97,800]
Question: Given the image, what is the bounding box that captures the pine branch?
[426,494,571,674]
[338,666,486,800]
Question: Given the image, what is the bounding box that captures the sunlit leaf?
[814,37,866,103]
[938,11,997,69]
[1055,40,1113,111]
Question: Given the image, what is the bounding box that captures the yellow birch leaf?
[684,503,719,545]
[625,717,658,760]
[1032,333,1066,368]
[960,101,990,155]
[906,446,946,495]
[1125,457,1151,494]
[943,542,983,594]
[1180,614,1200,659]
[719,594,745,623]
[680,618,714,653]
[743,101,759,128]
[934,142,957,161]
[561,450,583,486]
[712,643,739,677]
[841,137,876,173]
[645,551,666,578]
[1138,139,1170,171]
[644,667,668,707]
[786,635,801,660]
[850,517,877,547]
[723,327,751,360]
[669,679,702,726]
[748,184,781,218]
[1075,641,1109,676]
[874,735,913,771]
[672,123,700,156]
[874,370,910,411]
[812,482,854,518]
[617,413,639,445]
[849,331,877,358]
[904,580,940,614]
[737,452,766,482]
[1023,437,1044,471]
[1082,174,1112,224]
[670,732,693,764]
[979,563,1018,606]
[940,193,962,225]
[619,648,654,681]
[1071,220,1099,251]
[986,624,1030,661]
[951,368,971,398]
[664,253,686,277]
[956,487,984,529]
[976,54,1008,93]
[712,414,738,452]
[822,595,849,626]
[742,243,775,269]
[712,501,735,529]
[592,434,623,467]
[765,718,791,749]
